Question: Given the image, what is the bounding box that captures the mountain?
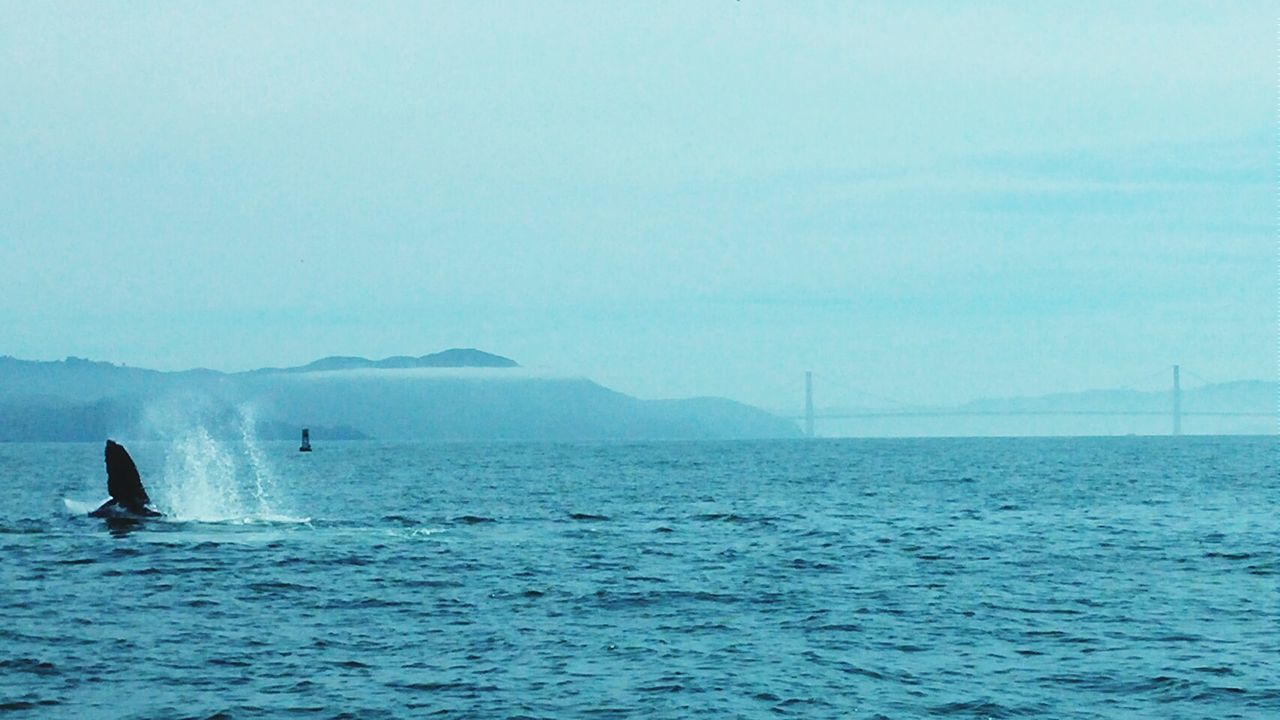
[250,348,518,374]
[957,380,1275,416]
[0,352,800,442]
[816,380,1277,437]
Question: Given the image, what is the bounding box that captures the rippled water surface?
[2,436,1277,719]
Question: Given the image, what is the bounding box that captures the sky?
[0,1,1274,412]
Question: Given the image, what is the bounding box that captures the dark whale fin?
[105,440,151,510]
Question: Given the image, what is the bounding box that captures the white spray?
[145,400,298,522]
[237,404,284,518]
[160,424,244,521]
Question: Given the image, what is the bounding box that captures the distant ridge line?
[0,349,801,441]
[0,348,520,375]
[800,410,1276,420]
[252,348,519,375]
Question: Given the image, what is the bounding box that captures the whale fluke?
[90,440,160,518]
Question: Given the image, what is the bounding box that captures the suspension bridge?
[790,365,1277,437]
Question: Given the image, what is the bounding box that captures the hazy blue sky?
[1,2,1273,410]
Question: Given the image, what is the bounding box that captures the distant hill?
[0,351,799,442]
[957,380,1275,416]
[816,380,1277,437]
[251,348,518,374]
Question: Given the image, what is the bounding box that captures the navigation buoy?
[299,428,312,452]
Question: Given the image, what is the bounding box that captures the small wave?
[261,679,319,694]
[592,589,740,609]
[790,558,838,571]
[815,623,863,633]
[0,520,47,535]
[694,512,774,524]
[838,664,884,680]
[0,658,59,676]
[927,699,1032,718]
[321,597,411,609]
[637,683,684,693]
[454,515,495,524]
[0,699,62,712]
[390,680,500,693]
[399,578,464,589]
[768,696,833,713]
[248,581,317,593]
[389,527,447,539]
[332,555,371,566]
[383,514,420,526]
[1204,551,1254,560]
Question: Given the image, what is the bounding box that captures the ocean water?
[1,435,1276,719]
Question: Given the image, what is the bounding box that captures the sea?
[1,434,1276,719]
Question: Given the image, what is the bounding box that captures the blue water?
[1,436,1276,719]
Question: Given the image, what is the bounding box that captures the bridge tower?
[1172,365,1182,436]
[804,371,815,438]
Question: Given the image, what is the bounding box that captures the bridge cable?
[1114,366,1173,392]
[1180,367,1217,388]
[809,371,927,409]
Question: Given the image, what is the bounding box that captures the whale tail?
[91,440,160,518]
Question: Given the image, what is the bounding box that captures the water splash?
[62,498,101,516]
[237,404,281,516]
[150,404,304,523]
[159,424,243,521]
